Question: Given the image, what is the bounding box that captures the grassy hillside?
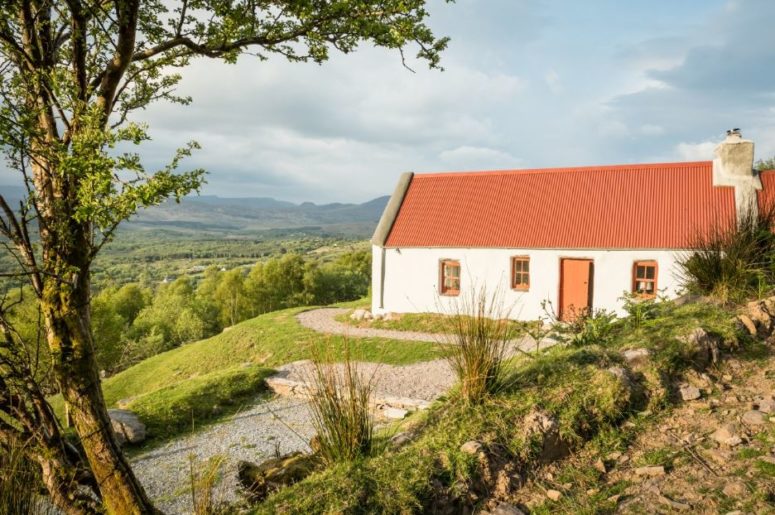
[256,300,750,513]
[55,306,440,445]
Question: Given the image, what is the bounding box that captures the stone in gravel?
[703,448,731,465]
[622,348,650,366]
[460,440,483,455]
[723,480,748,497]
[634,465,665,477]
[712,423,743,446]
[680,385,702,401]
[759,455,775,465]
[546,489,562,501]
[742,410,768,426]
[108,409,146,445]
[594,458,607,473]
[383,407,409,420]
[490,503,526,515]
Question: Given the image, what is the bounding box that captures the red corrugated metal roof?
[384,161,741,249]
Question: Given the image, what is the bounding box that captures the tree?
[0,2,448,512]
[213,268,247,327]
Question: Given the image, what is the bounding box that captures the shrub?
[620,291,663,328]
[678,204,775,303]
[442,288,514,403]
[307,342,374,463]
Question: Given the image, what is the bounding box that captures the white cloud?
[438,146,522,170]
[544,70,562,94]
[675,141,716,161]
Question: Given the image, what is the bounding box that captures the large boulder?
[238,452,321,501]
[108,409,146,445]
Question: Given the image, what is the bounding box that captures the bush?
[307,343,374,464]
[442,288,514,403]
[678,204,775,303]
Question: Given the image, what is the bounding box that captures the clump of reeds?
[678,203,775,303]
[307,341,375,464]
[442,287,514,404]
[0,438,53,515]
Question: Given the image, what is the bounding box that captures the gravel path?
[297,307,444,342]
[131,397,315,514]
[275,359,455,401]
[297,307,545,353]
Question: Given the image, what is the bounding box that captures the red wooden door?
[560,259,593,321]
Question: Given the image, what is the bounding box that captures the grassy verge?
[336,310,536,335]
[52,305,441,446]
[253,300,741,513]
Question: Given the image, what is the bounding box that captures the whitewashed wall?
[371,246,686,320]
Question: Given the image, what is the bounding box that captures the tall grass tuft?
[442,287,514,404]
[678,203,775,303]
[188,453,225,515]
[0,438,53,515]
[307,342,375,464]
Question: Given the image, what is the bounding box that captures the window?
[633,261,658,297]
[511,256,530,291]
[440,260,461,295]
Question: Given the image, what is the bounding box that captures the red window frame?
[632,260,658,298]
[511,256,530,291]
[440,259,461,296]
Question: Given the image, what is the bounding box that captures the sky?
[3,0,775,203]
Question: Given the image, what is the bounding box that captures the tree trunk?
[41,268,160,514]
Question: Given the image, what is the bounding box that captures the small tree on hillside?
[0,1,449,513]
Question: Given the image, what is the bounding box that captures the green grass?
[52,305,440,445]
[256,344,637,514]
[336,310,536,335]
[251,299,744,513]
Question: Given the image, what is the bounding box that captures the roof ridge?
[415,160,712,178]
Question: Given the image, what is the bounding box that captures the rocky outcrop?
[238,452,321,501]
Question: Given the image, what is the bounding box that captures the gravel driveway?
[132,397,315,514]
[276,359,455,401]
[297,307,546,353]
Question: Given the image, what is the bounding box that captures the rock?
[460,440,483,455]
[679,385,702,401]
[723,480,748,497]
[108,409,146,445]
[634,465,665,477]
[679,327,720,367]
[703,448,731,465]
[746,300,773,334]
[546,489,562,501]
[390,432,412,448]
[383,407,409,420]
[756,397,775,414]
[523,409,568,461]
[238,453,320,501]
[736,314,758,336]
[350,308,369,321]
[372,313,384,321]
[712,422,743,446]
[657,494,691,511]
[490,503,526,515]
[742,410,768,426]
[594,458,607,473]
[622,348,650,366]
[760,455,775,465]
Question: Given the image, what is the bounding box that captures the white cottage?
[371,131,775,321]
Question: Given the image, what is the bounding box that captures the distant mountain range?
[0,185,389,237]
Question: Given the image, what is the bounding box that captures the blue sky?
[4,0,775,203]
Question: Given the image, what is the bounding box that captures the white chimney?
[712,129,761,222]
